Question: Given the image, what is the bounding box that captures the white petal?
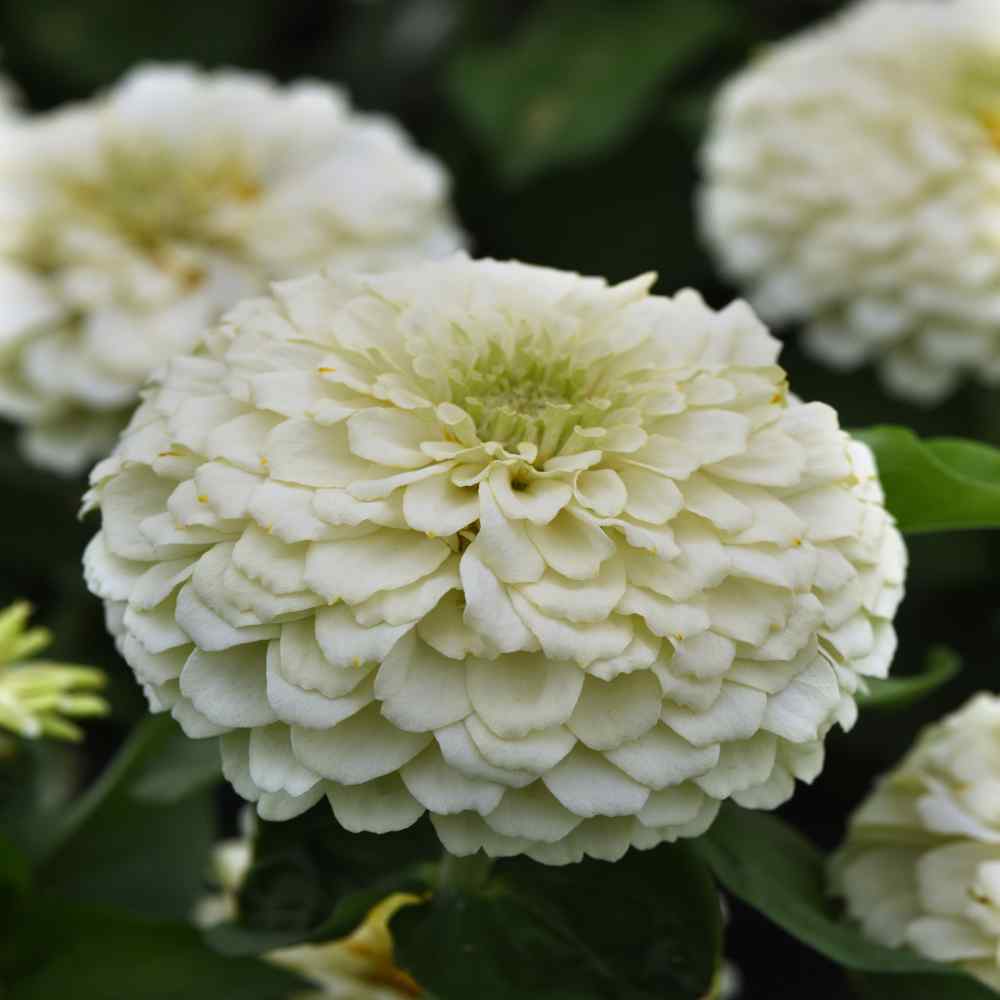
[516,556,626,624]
[435,721,535,788]
[266,643,374,728]
[459,544,537,654]
[347,407,435,469]
[305,529,450,604]
[489,465,572,525]
[327,774,425,833]
[402,471,479,535]
[482,782,582,842]
[180,644,277,728]
[278,619,372,699]
[762,659,840,743]
[465,715,576,775]
[567,672,662,751]
[606,724,720,789]
[175,583,278,651]
[695,732,778,798]
[637,784,706,828]
[257,785,326,821]
[375,631,471,732]
[467,653,584,739]
[315,604,412,669]
[353,557,460,627]
[509,592,633,667]
[290,704,430,784]
[401,746,504,815]
[476,480,545,583]
[527,510,615,580]
[618,465,683,525]
[543,746,649,818]
[249,724,321,796]
[661,683,767,747]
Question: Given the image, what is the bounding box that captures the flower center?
[52,138,260,256]
[453,339,599,458]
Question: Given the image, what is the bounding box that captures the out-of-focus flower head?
[0,601,107,746]
[831,693,1000,991]
[0,64,463,474]
[84,254,905,864]
[701,0,1000,404]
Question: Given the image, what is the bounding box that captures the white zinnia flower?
[831,694,1000,990]
[0,64,462,474]
[83,255,906,865]
[701,0,1000,404]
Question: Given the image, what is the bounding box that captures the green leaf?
[858,645,961,710]
[206,809,438,956]
[129,725,221,803]
[2,900,307,1000]
[391,843,722,1000]
[854,972,1000,1000]
[447,0,728,183]
[854,426,1000,534]
[30,716,216,920]
[696,805,995,996]
[0,832,30,895]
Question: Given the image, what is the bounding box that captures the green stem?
[437,849,493,893]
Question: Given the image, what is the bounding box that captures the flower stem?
[437,850,493,893]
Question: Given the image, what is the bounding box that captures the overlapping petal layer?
[85,255,906,863]
[0,64,461,473]
[832,694,1000,990]
[701,0,1000,403]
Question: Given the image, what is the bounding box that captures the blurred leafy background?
[1,1,998,997]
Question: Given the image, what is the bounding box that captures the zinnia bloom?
[831,694,1000,990]
[0,64,461,473]
[84,255,906,864]
[0,601,107,744]
[701,0,1000,403]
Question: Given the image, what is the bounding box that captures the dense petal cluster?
[0,601,107,745]
[84,255,906,864]
[0,65,461,473]
[701,0,1000,403]
[831,694,1000,990]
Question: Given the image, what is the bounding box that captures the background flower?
[0,600,107,746]
[831,693,1000,990]
[0,64,463,474]
[701,0,1000,404]
[84,254,906,864]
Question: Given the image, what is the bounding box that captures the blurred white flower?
[831,693,1000,990]
[701,0,1000,404]
[0,64,462,474]
[0,601,107,745]
[84,255,905,864]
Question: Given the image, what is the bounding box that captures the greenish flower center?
[451,338,605,457]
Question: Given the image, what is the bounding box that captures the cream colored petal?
[543,746,649,818]
[401,746,504,815]
[327,774,425,834]
[375,632,472,732]
[466,653,584,739]
[180,644,277,728]
[567,672,662,751]
[291,704,430,784]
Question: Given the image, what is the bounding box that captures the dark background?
[1,1,998,997]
